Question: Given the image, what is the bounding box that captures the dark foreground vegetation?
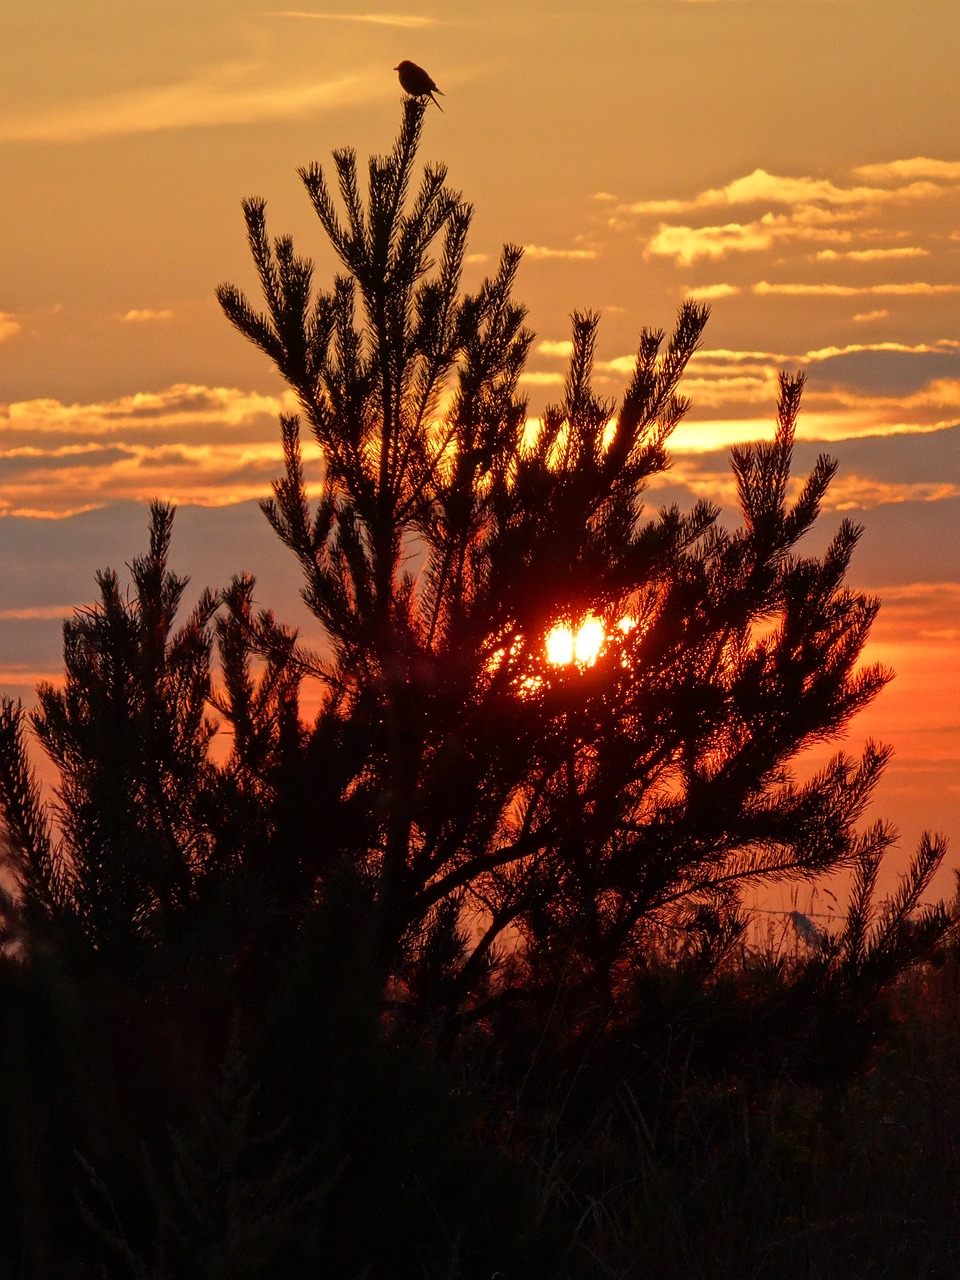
[1,101,955,1278]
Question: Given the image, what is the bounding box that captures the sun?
[488,612,632,687]
[545,614,607,667]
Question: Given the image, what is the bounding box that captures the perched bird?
[394,60,444,111]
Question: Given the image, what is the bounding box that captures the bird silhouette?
[394,60,444,111]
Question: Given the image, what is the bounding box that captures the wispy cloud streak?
[267,10,439,26]
[0,66,375,143]
[753,281,960,297]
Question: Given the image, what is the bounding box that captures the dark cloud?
[667,423,960,488]
[0,619,65,669]
[0,420,280,451]
[2,488,956,715]
[0,500,307,615]
[0,446,134,480]
[808,425,960,487]
[99,390,234,419]
[0,501,315,701]
[800,496,960,587]
[647,446,960,586]
[805,349,960,396]
[136,448,196,468]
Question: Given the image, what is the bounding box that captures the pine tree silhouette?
[0,501,306,972]
[216,97,953,1028]
[0,96,956,1280]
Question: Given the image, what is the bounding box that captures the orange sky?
[0,0,957,900]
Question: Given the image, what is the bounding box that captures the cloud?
[0,498,311,638]
[653,424,960,514]
[647,222,773,264]
[820,477,960,511]
[2,355,958,519]
[1,384,285,441]
[753,281,960,297]
[0,65,375,143]
[0,501,317,712]
[523,244,599,261]
[630,338,960,447]
[814,247,929,262]
[0,446,289,517]
[0,384,302,514]
[853,310,890,323]
[619,166,947,217]
[646,214,850,264]
[122,309,174,323]
[0,605,77,621]
[853,158,960,183]
[0,313,21,343]
[267,10,439,25]
[867,583,960,646]
[515,341,960,452]
[613,337,956,379]
[684,283,741,300]
[803,339,960,361]
[0,444,136,480]
[0,667,63,691]
[654,459,959,517]
[611,159,960,280]
[0,502,348,740]
[593,355,645,376]
[724,171,941,209]
[807,495,960,586]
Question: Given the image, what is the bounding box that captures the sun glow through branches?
[545,615,607,667]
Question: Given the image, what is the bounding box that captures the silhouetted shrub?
[1,99,954,1279]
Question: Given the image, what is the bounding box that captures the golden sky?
[0,0,957,893]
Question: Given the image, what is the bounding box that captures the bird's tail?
[430,91,444,112]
